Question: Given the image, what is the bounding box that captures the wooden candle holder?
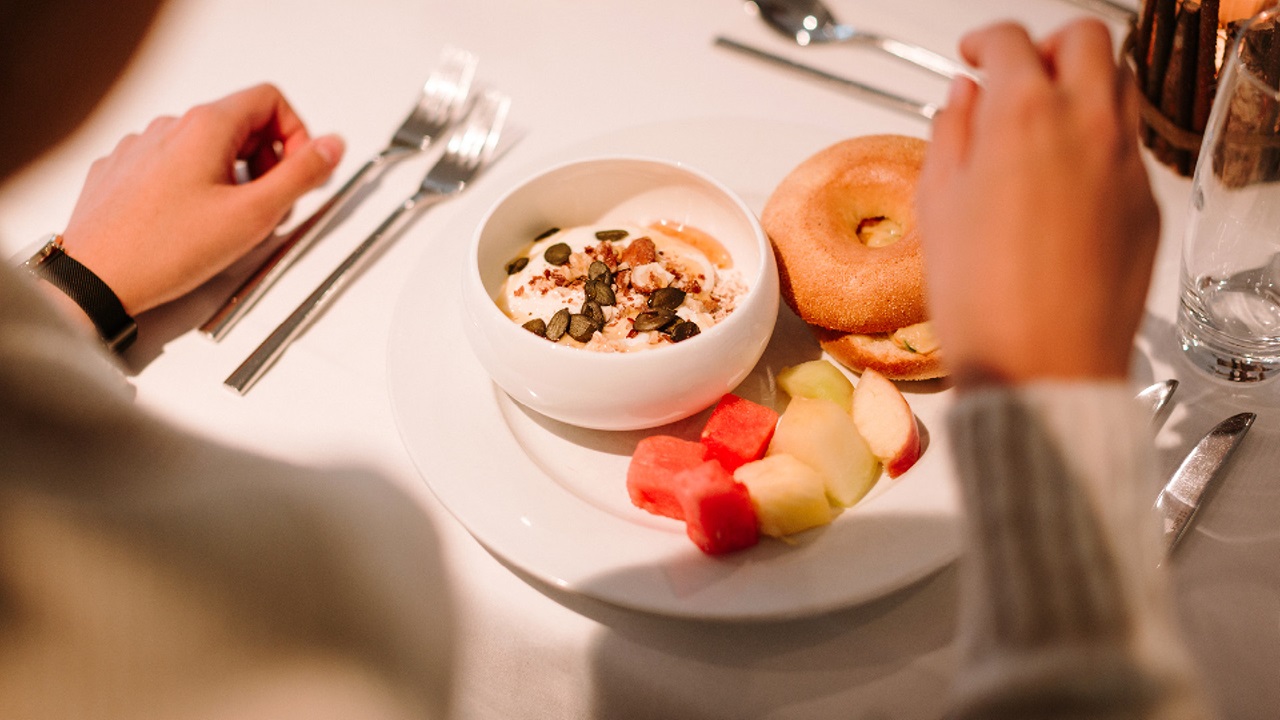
[1128,0,1280,177]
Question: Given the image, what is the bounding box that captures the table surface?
[3,1,1278,718]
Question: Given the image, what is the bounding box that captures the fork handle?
[200,153,399,341]
[845,31,978,82]
[223,190,441,394]
[714,38,939,120]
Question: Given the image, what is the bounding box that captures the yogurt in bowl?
[498,222,746,352]
[461,156,779,431]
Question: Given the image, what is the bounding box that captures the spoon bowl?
[750,0,975,80]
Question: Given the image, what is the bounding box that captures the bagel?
[762,134,927,335]
[763,134,946,381]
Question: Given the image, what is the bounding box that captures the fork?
[224,90,511,395]
[200,46,478,341]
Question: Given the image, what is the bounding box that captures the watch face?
[10,234,57,267]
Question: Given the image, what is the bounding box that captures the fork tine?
[424,46,477,121]
[455,90,509,167]
[395,46,477,150]
[419,90,510,194]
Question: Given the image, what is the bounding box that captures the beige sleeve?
[0,263,456,719]
[946,383,1212,720]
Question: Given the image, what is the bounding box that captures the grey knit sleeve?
[946,383,1211,720]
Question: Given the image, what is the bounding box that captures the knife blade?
[1156,411,1255,556]
[713,36,939,120]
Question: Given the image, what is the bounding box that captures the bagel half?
[814,326,946,382]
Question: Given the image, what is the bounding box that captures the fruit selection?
[625,359,922,555]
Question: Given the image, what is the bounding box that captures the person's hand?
[60,84,345,316]
[916,20,1159,388]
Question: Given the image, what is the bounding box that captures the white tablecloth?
[3,1,1276,718]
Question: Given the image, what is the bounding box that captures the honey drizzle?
[648,220,733,269]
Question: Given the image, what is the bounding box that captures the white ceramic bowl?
[461,156,779,431]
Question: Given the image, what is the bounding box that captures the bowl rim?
[464,153,777,365]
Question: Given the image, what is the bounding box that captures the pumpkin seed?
[568,313,599,342]
[544,242,572,266]
[588,260,611,283]
[581,299,606,326]
[534,227,561,241]
[546,308,570,341]
[595,229,628,242]
[522,318,547,337]
[633,308,677,332]
[505,256,529,275]
[668,320,701,343]
[586,278,616,306]
[648,286,686,311]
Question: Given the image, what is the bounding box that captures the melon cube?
[627,435,707,520]
[735,454,834,538]
[699,394,779,472]
[676,460,759,555]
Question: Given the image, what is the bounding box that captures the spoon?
[1136,378,1178,426]
[750,0,976,81]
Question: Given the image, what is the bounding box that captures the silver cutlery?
[1157,411,1255,558]
[224,90,511,395]
[1136,378,1178,425]
[1134,380,1252,559]
[714,36,938,120]
[200,46,479,341]
[748,0,977,81]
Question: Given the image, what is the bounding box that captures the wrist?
[32,275,98,335]
[949,359,1130,392]
[23,234,138,352]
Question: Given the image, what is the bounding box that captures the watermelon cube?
[626,435,707,520]
[676,460,759,555]
[699,394,779,472]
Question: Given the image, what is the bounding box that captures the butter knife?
[713,36,938,120]
[1157,411,1255,556]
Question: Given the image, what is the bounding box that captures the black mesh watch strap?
[25,236,138,352]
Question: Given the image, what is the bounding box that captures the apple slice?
[776,359,854,412]
[851,368,921,478]
[735,454,834,537]
[767,396,880,507]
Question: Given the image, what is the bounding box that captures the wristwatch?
[23,234,138,352]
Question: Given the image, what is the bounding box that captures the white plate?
[387,118,960,621]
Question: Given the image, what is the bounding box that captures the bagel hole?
[855,217,903,248]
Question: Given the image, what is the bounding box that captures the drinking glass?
[1178,7,1280,382]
